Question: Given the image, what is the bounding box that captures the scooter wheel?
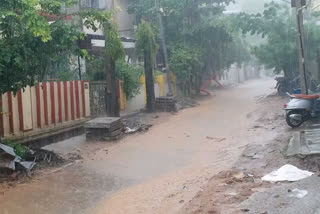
[286,111,304,128]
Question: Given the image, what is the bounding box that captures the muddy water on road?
[93,79,277,214]
[0,79,276,214]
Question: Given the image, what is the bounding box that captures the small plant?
[3,139,31,160]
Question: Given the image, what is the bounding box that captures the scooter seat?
[293,94,320,100]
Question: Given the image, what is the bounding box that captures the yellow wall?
[140,74,177,104]
[118,80,127,110]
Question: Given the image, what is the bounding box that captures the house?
[73,0,137,79]
[80,0,136,53]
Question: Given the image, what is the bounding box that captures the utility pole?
[292,0,308,94]
[155,0,173,96]
[78,55,82,80]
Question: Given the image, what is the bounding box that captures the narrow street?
[1,78,279,214]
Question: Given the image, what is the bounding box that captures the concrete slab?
[84,117,122,129]
[43,135,86,155]
[85,117,123,141]
[286,128,320,156]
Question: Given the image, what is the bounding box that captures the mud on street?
[1,78,317,214]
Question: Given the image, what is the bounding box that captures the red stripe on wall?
[0,95,4,137]
[57,82,62,123]
[50,82,56,124]
[7,92,14,133]
[75,81,80,118]
[43,82,48,125]
[81,81,86,117]
[36,83,41,128]
[17,90,24,131]
[70,81,75,120]
[64,81,68,121]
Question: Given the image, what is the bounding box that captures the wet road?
[0,79,275,214]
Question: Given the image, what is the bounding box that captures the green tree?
[0,0,107,94]
[129,0,250,94]
[87,11,125,117]
[238,2,299,79]
[83,8,126,116]
[0,0,68,93]
[136,20,158,112]
[104,22,125,116]
[239,2,320,83]
[170,45,203,95]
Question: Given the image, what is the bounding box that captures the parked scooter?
[284,93,320,128]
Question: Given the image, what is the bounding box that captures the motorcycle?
[284,93,320,128]
[275,75,320,95]
[275,76,290,95]
[275,76,301,95]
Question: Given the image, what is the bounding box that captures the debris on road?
[206,136,226,142]
[124,127,138,134]
[123,119,153,134]
[176,97,199,110]
[124,123,152,134]
[252,154,264,159]
[0,143,36,171]
[243,152,256,158]
[261,164,313,182]
[182,169,270,214]
[288,188,308,199]
[286,129,320,156]
[0,143,65,183]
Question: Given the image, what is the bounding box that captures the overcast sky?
[226,0,277,13]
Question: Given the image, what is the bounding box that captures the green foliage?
[0,0,58,93]
[0,17,80,93]
[85,55,142,99]
[170,44,203,94]
[236,2,320,79]
[170,45,203,84]
[0,0,114,94]
[85,54,106,80]
[116,61,143,99]
[104,22,125,61]
[130,0,250,93]
[3,139,30,159]
[81,9,125,61]
[58,70,73,81]
[136,20,159,58]
[81,10,114,32]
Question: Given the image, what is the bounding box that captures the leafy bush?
[170,45,203,94]
[116,61,143,99]
[86,56,143,99]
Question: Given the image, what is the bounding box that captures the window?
[80,0,105,9]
